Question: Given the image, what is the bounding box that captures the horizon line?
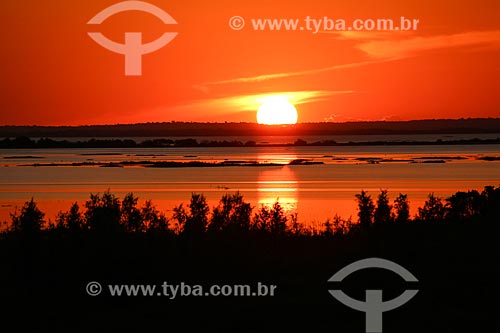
[2,117,500,128]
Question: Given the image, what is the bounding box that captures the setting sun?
[257,96,298,125]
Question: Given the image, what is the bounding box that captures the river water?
[1,137,499,227]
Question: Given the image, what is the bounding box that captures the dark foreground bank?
[1,188,499,332]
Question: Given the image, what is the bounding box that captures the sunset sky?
[1,0,499,125]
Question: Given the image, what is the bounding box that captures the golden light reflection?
[257,166,298,212]
[257,153,300,165]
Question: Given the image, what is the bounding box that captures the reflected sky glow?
[257,166,298,212]
[0,145,499,225]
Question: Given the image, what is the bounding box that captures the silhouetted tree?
[288,213,305,235]
[121,193,143,233]
[355,191,375,228]
[244,140,257,147]
[324,214,353,237]
[253,201,288,235]
[6,187,500,240]
[480,186,500,222]
[180,193,209,235]
[56,202,84,232]
[172,204,188,234]
[209,192,252,233]
[323,219,334,237]
[142,200,169,233]
[268,201,288,235]
[11,198,45,234]
[417,193,445,222]
[374,190,392,224]
[445,190,482,223]
[85,191,123,234]
[294,139,308,146]
[393,193,410,223]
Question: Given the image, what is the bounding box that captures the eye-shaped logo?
[328,258,419,333]
[87,1,178,76]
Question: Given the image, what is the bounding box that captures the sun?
[257,96,298,125]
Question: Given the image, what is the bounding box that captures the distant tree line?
[0,137,255,149]
[2,119,500,138]
[1,136,500,149]
[4,186,500,238]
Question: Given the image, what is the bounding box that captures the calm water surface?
[1,142,499,226]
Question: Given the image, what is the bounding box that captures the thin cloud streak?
[124,90,353,123]
[198,30,500,89]
[357,30,500,58]
[322,31,404,40]
[200,59,392,87]
[171,90,354,113]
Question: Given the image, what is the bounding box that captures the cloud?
[196,30,500,89]
[171,90,354,113]
[356,30,500,59]
[322,31,402,40]
[122,90,353,123]
[200,60,386,87]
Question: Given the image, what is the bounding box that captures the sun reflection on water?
[257,166,298,212]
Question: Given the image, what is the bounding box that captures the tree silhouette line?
[4,185,500,238]
[2,136,500,149]
[2,186,500,333]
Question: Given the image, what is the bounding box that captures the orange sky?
[1,0,499,125]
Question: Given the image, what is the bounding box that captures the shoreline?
[1,136,500,149]
[4,154,500,168]
[2,119,500,137]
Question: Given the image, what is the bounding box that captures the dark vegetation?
[2,118,500,137]
[5,186,500,236]
[1,135,500,149]
[1,187,499,332]
[14,159,325,168]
